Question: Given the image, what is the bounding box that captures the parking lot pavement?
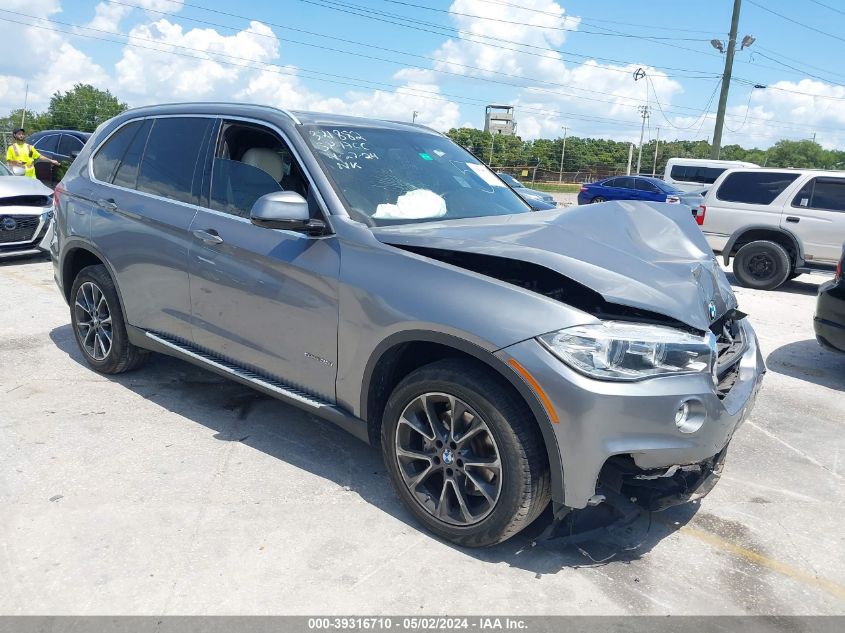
[1,256,844,615]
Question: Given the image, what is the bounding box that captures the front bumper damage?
[497,317,765,521]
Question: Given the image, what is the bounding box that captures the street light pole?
[652,127,660,177]
[711,0,742,159]
[636,105,649,175]
[558,126,568,183]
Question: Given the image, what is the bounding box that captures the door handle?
[786,216,800,223]
[192,228,224,245]
[97,198,117,212]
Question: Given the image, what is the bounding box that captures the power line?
[3,8,843,139]
[376,0,712,41]
[804,0,845,18]
[471,0,726,35]
[296,0,724,64]
[747,0,845,43]
[752,51,845,87]
[754,45,845,83]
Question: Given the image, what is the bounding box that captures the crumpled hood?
[372,200,738,331]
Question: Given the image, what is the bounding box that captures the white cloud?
[85,0,185,33]
[0,0,108,114]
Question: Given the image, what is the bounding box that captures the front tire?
[70,264,148,374]
[381,359,550,547]
[732,240,791,290]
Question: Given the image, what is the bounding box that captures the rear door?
[634,178,664,202]
[187,118,340,401]
[608,176,637,201]
[786,176,845,264]
[704,171,801,251]
[89,115,214,341]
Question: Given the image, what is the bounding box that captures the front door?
[187,119,340,401]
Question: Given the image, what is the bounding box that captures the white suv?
[698,168,845,289]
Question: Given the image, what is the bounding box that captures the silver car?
[0,162,54,259]
[51,104,765,546]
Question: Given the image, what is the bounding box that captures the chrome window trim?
[87,113,332,236]
[88,114,217,212]
[206,114,333,231]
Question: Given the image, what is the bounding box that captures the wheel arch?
[360,330,565,503]
[61,242,127,314]
[722,225,804,268]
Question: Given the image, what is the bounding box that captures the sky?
[1,0,844,149]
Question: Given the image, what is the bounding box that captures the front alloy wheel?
[395,392,502,526]
[74,281,113,361]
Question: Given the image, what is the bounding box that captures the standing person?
[5,128,58,178]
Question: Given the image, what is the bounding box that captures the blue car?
[578,175,684,206]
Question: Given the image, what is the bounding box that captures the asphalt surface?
[1,254,843,615]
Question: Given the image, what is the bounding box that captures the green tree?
[0,109,50,134]
[46,84,128,132]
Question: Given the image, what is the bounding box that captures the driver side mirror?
[250,191,327,236]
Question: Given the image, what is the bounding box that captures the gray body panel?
[52,102,765,511]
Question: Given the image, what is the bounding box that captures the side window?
[615,177,635,189]
[635,179,660,192]
[716,172,800,205]
[136,117,212,205]
[670,165,687,181]
[57,135,83,157]
[602,178,617,187]
[697,166,726,185]
[113,119,153,190]
[208,121,310,218]
[33,134,59,154]
[92,120,143,183]
[793,177,845,212]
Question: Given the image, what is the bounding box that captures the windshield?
[304,125,531,225]
[0,162,11,176]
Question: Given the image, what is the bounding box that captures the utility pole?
[21,83,28,129]
[488,130,500,167]
[711,0,742,159]
[558,126,568,183]
[652,127,661,177]
[626,143,634,175]
[636,105,649,175]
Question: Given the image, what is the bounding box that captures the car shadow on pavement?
[49,323,701,573]
[0,252,50,268]
[724,272,826,297]
[766,338,845,391]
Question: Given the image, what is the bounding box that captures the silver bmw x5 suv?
[51,103,765,547]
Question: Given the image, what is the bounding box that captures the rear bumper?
[497,318,765,509]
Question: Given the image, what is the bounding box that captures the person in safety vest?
[6,128,59,178]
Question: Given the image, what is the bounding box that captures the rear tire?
[732,240,791,290]
[70,265,148,374]
[381,359,550,547]
[590,196,606,203]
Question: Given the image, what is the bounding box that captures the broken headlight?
[538,321,716,381]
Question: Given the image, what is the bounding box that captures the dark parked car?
[26,129,91,188]
[578,175,683,206]
[814,244,845,354]
[496,172,557,208]
[51,103,764,547]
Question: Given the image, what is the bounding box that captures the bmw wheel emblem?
[1,216,17,231]
[708,301,718,320]
[442,449,454,465]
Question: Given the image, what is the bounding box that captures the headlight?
[538,321,716,381]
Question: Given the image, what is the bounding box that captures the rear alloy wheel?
[732,240,791,290]
[382,359,550,547]
[590,196,606,204]
[70,265,148,374]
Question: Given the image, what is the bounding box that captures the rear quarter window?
[716,171,800,205]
